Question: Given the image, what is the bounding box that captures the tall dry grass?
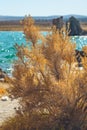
[2,16,87,130]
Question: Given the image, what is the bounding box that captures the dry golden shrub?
[0,88,6,96]
[2,16,87,130]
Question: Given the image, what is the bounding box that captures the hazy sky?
[0,0,87,16]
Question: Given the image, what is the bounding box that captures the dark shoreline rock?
[66,16,82,36]
[66,16,87,36]
[0,69,7,82]
[52,16,87,36]
[75,49,87,67]
[52,16,64,30]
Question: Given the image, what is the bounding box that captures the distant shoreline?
[0,25,51,31]
[0,22,87,33]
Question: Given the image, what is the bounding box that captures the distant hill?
[0,15,24,21]
[0,14,87,22]
[63,14,87,22]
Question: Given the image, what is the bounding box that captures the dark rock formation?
[0,68,7,82]
[66,16,87,36]
[66,16,83,36]
[52,16,64,30]
[75,49,87,67]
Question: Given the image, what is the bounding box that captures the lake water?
[0,31,87,75]
[0,31,26,75]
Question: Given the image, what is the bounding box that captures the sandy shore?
[0,82,20,127]
[0,98,20,127]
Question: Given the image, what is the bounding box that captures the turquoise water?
[0,31,87,75]
[0,31,26,75]
[72,36,87,51]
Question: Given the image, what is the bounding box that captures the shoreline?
[0,25,51,31]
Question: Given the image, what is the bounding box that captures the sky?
[0,0,87,16]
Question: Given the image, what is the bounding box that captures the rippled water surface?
[0,31,26,74]
[0,31,87,75]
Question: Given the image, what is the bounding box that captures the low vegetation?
[0,19,51,31]
[1,16,87,130]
